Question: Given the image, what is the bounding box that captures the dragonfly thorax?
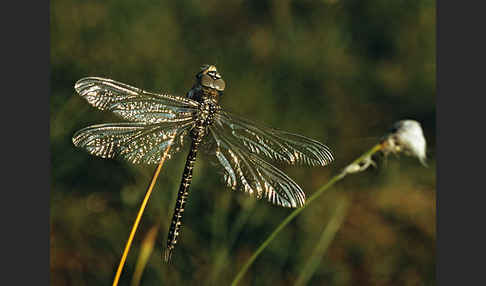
[194,98,219,130]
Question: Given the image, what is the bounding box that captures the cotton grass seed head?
[381,120,427,166]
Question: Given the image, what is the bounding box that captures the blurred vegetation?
[50,0,435,285]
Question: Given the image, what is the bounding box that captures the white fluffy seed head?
[382,120,427,166]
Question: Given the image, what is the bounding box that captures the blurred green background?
[50,0,435,285]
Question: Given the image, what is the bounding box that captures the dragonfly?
[72,65,334,262]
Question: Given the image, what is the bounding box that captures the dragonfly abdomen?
[164,125,205,262]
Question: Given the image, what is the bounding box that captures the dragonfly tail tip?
[164,248,173,263]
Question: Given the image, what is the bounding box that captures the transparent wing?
[75,77,199,124]
[213,111,334,167]
[72,120,195,164]
[209,127,306,208]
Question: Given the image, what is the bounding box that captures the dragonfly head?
[196,65,226,93]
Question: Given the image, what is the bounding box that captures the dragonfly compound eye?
[214,79,225,91]
[200,74,213,88]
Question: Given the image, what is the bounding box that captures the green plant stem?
[294,197,349,286]
[230,143,383,286]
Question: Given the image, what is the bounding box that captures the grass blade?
[131,224,160,286]
[294,197,349,286]
[230,143,383,286]
[112,142,173,286]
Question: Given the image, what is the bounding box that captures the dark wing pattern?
[75,77,199,124]
[209,128,306,208]
[72,120,195,164]
[213,111,334,167]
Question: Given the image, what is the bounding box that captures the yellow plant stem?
[112,143,173,286]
